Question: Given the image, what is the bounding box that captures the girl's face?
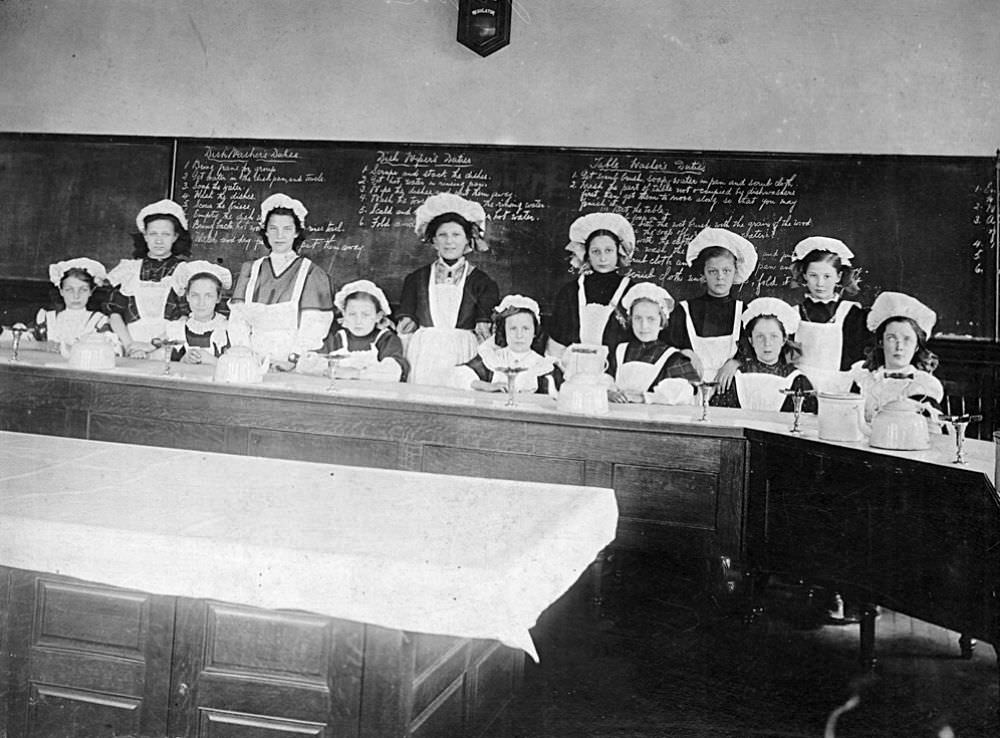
[504,311,536,354]
[703,253,737,297]
[432,221,469,262]
[804,259,840,300]
[186,277,220,322]
[144,217,178,260]
[59,275,92,311]
[266,214,300,255]
[343,296,380,337]
[881,319,919,370]
[587,235,619,274]
[630,300,663,343]
[750,317,786,366]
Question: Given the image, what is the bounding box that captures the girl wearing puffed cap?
[397,193,500,385]
[790,236,869,393]
[662,227,758,390]
[27,258,116,352]
[606,283,699,404]
[710,298,817,413]
[320,280,408,382]
[104,199,191,358]
[546,213,636,357]
[849,291,942,425]
[447,295,560,395]
[161,261,233,365]
[227,193,334,367]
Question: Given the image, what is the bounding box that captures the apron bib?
[797,300,857,393]
[44,309,104,346]
[334,329,382,370]
[615,343,676,393]
[128,279,172,344]
[578,275,630,346]
[485,347,553,393]
[407,263,479,385]
[734,370,803,412]
[242,257,311,360]
[682,299,742,381]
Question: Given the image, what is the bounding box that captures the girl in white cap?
[323,280,408,382]
[163,261,233,364]
[104,199,190,358]
[663,227,758,389]
[606,283,699,403]
[790,236,868,393]
[711,297,817,413]
[546,213,635,356]
[448,294,559,394]
[30,258,115,352]
[227,193,334,367]
[397,193,499,385]
[850,291,942,424]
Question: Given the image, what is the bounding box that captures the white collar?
[805,294,840,305]
[186,313,225,332]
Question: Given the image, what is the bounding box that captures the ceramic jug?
[559,343,608,380]
[817,392,868,442]
[214,346,270,384]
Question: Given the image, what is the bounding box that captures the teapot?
[558,343,608,380]
[817,392,868,442]
[213,346,270,384]
[869,398,930,450]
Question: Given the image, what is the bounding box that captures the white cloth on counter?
[0,432,618,661]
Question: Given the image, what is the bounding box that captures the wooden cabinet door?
[2,568,175,738]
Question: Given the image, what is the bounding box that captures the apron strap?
[649,346,676,375]
[730,300,743,343]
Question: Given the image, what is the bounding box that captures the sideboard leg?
[858,603,878,672]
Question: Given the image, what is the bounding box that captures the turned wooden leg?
[590,548,607,620]
[958,632,976,659]
[858,603,878,672]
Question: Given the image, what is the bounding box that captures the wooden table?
[0,431,617,738]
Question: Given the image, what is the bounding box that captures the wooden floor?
[515,552,999,738]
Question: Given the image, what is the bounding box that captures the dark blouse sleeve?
[661,305,692,350]
[375,330,410,382]
[840,303,870,370]
[547,279,579,347]
[470,270,500,324]
[230,262,255,303]
[397,269,421,322]
[463,355,493,382]
[710,380,741,408]
[661,352,701,386]
[299,262,334,311]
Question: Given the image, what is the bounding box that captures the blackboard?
[2,133,995,338]
[0,134,173,277]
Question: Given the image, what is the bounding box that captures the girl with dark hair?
[662,227,758,389]
[447,295,559,394]
[227,193,334,366]
[789,236,869,393]
[163,261,233,365]
[397,193,499,385]
[321,280,408,382]
[31,258,115,352]
[104,199,189,358]
[546,212,635,357]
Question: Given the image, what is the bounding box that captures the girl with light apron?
[795,300,861,394]
[613,342,676,394]
[236,256,313,360]
[680,298,743,381]
[733,369,807,411]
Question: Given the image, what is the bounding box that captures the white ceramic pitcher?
[817,392,868,442]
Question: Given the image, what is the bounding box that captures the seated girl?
[447,295,560,395]
[711,297,817,413]
[850,291,943,427]
[164,261,233,365]
[32,258,117,353]
[320,280,408,382]
[606,283,699,404]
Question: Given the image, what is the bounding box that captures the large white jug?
[817,392,868,442]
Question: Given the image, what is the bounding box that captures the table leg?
[858,603,878,672]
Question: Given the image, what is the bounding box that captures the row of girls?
[28,192,943,422]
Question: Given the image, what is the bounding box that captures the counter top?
[0,431,618,659]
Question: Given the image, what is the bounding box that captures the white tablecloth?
[0,431,618,660]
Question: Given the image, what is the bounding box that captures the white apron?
[797,300,857,394]
[164,315,229,358]
[332,329,381,370]
[734,370,803,412]
[614,343,676,394]
[240,257,311,361]
[682,299,742,381]
[128,278,173,344]
[407,263,479,385]
[578,275,630,345]
[39,309,106,346]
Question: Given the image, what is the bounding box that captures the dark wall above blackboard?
[2,133,996,338]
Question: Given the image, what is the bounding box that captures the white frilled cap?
[48,257,108,287]
[494,294,541,322]
[334,279,391,316]
[741,297,800,335]
[136,199,188,232]
[792,236,854,266]
[171,260,233,293]
[867,291,936,336]
[258,193,309,228]
[621,282,675,319]
[566,213,636,272]
[685,227,758,283]
[413,193,488,249]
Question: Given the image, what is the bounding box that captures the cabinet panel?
[421,445,586,486]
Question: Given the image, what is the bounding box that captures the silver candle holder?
[691,380,718,422]
[938,414,982,464]
[9,323,28,361]
[780,388,817,434]
[499,365,528,407]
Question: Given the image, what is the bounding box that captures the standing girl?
[397,193,499,385]
[790,236,868,393]
[228,193,334,366]
[34,258,114,351]
[325,280,408,382]
[547,213,634,357]
[105,199,190,358]
[164,261,233,365]
[663,227,758,388]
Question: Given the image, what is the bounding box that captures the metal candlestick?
[691,381,718,422]
[325,352,349,393]
[938,414,982,464]
[501,366,528,407]
[9,323,28,361]
[780,388,817,434]
[151,337,184,375]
